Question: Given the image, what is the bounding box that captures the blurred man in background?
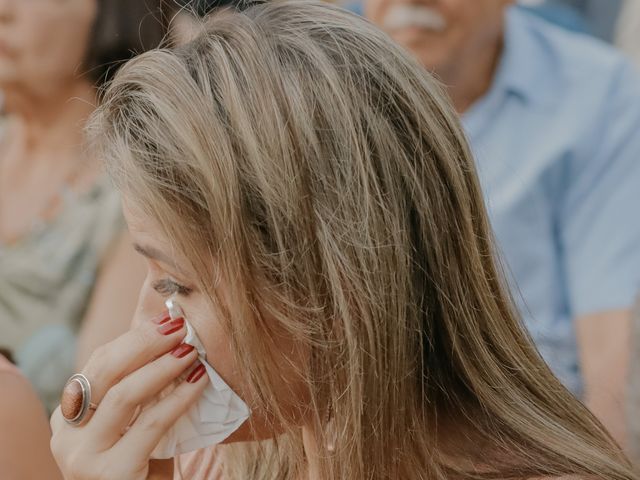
[616,0,640,66]
[537,0,623,40]
[366,0,640,445]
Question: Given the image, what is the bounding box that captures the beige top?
[0,176,123,411]
[174,449,223,479]
[628,294,640,463]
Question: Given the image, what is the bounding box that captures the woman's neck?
[302,425,322,480]
[3,81,97,156]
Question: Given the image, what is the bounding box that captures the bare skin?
[0,369,62,479]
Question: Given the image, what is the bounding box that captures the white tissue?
[150,298,251,459]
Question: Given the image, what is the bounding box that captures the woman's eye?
[151,278,193,297]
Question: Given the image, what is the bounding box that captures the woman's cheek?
[130,276,166,329]
[185,304,238,380]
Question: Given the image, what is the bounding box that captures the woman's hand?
[50,314,209,480]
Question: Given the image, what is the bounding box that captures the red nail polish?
[186,363,206,383]
[152,312,171,325]
[158,318,184,335]
[171,343,195,358]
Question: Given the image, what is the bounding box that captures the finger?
[88,343,199,445]
[50,407,76,467]
[112,362,209,460]
[80,313,186,414]
[50,406,64,432]
[50,406,105,478]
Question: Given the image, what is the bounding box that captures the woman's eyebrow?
[133,243,188,276]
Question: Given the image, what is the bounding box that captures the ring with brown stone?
[61,374,96,426]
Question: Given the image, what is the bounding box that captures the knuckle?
[136,411,167,434]
[172,384,194,403]
[66,449,97,480]
[49,431,104,480]
[96,458,126,480]
[103,384,135,410]
[49,431,65,462]
[84,345,114,384]
[66,453,80,475]
[87,344,109,368]
[50,407,62,431]
[130,322,160,353]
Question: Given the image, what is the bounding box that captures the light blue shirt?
[544,0,623,41]
[463,6,640,395]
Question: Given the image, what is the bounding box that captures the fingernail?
[158,318,184,335]
[186,363,206,383]
[152,312,171,325]
[171,343,195,359]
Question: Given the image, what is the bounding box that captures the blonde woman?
[50,2,637,479]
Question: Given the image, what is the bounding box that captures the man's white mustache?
[382,5,448,32]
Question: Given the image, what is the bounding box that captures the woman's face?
[124,201,309,442]
[0,0,97,96]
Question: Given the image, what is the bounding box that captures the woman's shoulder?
[0,355,63,479]
[0,357,46,425]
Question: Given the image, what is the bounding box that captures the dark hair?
[0,348,14,364]
[174,0,259,16]
[83,0,171,88]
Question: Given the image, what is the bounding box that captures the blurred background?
[0,0,638,478]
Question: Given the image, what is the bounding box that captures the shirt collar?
[490,5,558,106]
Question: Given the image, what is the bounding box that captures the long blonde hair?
[91,1,636,478]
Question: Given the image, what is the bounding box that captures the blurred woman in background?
[0,0,169,412]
